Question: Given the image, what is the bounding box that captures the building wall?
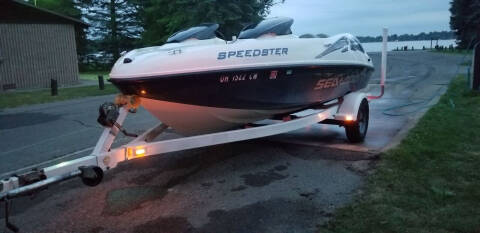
[0,23,79,90]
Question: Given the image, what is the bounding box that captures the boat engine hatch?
[238,17,294,39]
[166,23,222,43]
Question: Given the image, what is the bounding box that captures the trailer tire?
[345,98,369,143]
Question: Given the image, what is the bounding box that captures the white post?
[367,28,388,100]
[381,28,388,86]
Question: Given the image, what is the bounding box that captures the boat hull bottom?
[141,98,301,135]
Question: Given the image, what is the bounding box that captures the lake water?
[362,39,457,52]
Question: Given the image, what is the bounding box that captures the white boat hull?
[141,98,299,135]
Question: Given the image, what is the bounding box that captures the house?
[0,0,87,91]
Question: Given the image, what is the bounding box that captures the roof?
[0,0,88,27]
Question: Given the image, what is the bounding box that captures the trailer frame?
[1,92,366,198]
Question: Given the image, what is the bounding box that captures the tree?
[80,0,144,63]
[141,0,283,46]
[450,0,480,48]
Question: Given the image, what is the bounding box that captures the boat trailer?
[0,92,365,231]
[0,28,389,233]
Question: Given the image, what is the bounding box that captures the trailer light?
[345,115,353,121]
[127,147,146,159]
[140,90,147,95]
[135,148,146,156]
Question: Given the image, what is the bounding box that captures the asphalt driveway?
[0,51,464,233]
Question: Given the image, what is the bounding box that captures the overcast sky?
[268,0,452,37]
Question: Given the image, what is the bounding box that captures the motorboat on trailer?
[109,17,374,135]
[1,18,387,231]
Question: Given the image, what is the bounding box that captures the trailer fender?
[334,92,368,122]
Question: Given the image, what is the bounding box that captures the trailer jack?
[98,102,138,138]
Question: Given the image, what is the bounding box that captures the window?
[350,39,365,53]
[316,37,350,58]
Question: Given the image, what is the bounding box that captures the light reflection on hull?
[141,98,300,135]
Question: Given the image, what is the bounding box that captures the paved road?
[0,51,464,233]
[0,95,158,175]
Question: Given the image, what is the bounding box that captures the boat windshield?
[350,38,365,53]
[238,17,293,39]
[166,23,219,43]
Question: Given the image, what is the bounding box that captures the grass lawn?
[0,84,118,109]
[323,76,480,233]
[79,71,110,81]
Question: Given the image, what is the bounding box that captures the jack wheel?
[345,98,369,143]
[79,166,104,187]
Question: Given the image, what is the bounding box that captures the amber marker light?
[135,148,146,156]
[345,115,353,121]
[127,147,147,159]
[140,90,147,95]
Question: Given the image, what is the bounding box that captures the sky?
[268,0,452,37]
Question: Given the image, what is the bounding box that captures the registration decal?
[220,73,258,83]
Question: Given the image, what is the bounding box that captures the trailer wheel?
[79,166,104,187]
[345,98,369,143]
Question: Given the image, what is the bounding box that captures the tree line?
[27,0,283,70]
[299,31,455,43]
[357,31,455,43]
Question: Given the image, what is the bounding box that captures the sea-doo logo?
[314,75,352,90]
[217,48,288,60]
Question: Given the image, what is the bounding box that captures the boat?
[109,17,374,135]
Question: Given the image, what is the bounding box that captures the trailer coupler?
[1,166,103,232]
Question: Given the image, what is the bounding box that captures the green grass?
[0,84,118,109]
[323,76,480,233]
[460,60,472,66]
[79,71,110,81]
